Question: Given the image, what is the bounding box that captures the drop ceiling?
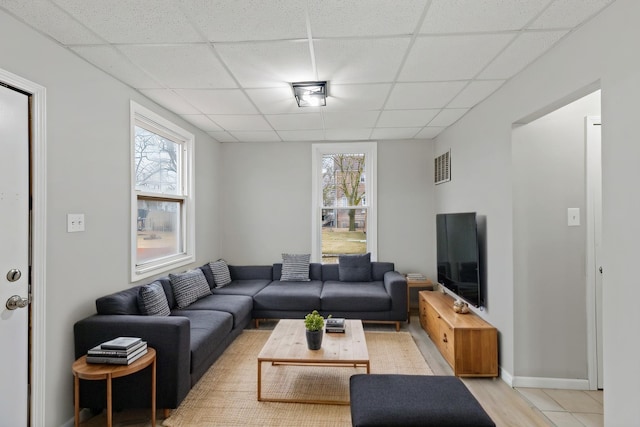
[0,0,615,143]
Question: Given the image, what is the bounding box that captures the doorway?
[0,68,47,425]
[512,89,602,389]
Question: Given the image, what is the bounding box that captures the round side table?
[72,347,156,427]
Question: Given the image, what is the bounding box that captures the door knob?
[6,295,28,310]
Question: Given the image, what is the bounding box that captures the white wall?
[221,140,436,277]
[0,11,222,426]
[435,0,639,424]
[512,91,600,383]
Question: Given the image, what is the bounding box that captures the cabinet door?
[439,320,455,367]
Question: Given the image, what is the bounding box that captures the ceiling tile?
[415,127,446,139]
[400,34,514,81]
[324,84,392,112]
[447,80,505,108]
[421,0,549,33]
[386,82,467,110]
[229,130,282,142]
[371,128,421,140]
[207,131,238,142]
[118,44,236,89]
[325,129,372,141]
[140,89,200,114]
[180,114,222,131]
[478,30,568,79]
[529,0,615,29]
[265,113,323,131]
[0,0,104,44]
[314,38,410,84]
[216,40,313,88]
[53,0,203,43]
[428,108,469,126]
[175,89,258,114]
[209,115,272,131]
[181,0,308,42]
[323,111,379,129]
[377,110,440,127]
[308,0,428,37]
[72,46,161,88]
[278,130,325,141]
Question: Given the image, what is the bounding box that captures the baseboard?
[511,376,591,390]
[500,367,514,387]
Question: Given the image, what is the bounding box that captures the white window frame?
[311,142,377,262]
[130,101,195,281]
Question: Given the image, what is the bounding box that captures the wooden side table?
[406,277,434,323]
[72,347,156,427]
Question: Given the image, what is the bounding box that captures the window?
[312,142,377,263]
[131,102,195,280]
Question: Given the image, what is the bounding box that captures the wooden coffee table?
[257,319,369,405]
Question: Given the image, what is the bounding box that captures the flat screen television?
[436,212,483,307]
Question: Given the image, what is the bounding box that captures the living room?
[0,1,638,426]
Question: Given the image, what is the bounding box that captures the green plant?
[304,310,325,332]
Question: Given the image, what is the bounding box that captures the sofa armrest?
[384,271,408,320]
[74,314,191,409]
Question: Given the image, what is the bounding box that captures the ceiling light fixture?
[292,81,327,107]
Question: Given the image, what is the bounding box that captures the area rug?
[163,329,432,427]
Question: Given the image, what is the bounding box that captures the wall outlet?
[67,213,85,232]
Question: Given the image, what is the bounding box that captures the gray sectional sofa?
[73,259,407,413]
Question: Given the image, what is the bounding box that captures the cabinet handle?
[442,333,448,343]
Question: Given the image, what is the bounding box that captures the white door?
[0,84,30,425]
[586,116,603,390]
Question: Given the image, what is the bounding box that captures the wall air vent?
[434,150,451,185]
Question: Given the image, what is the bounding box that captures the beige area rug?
[163,329,432,427]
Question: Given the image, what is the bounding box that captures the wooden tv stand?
[419,291,498,377]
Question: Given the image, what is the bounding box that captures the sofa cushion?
[170,269,212,309]
[275,263,322,281]
[96,286,141,315]
[321,281,390,312]
[339,253,372,282]
[174,310,233,375]
[212,279,272,297]
[253,281,323,311]
[280,253,311,281]
[137,281,171,316]
[210,259,232,288]
[173,294,253,329]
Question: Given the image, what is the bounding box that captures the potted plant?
[304,310,325,350]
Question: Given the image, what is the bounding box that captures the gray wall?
[434,0,639,424]
[0,11,222,426]
[221,140,436,277]
[512,91,600,381]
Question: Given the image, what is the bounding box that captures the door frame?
[0,68,47,425]
[585,115,602,390]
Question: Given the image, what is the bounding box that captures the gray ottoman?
[349,374,495,427]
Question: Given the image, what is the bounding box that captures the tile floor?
[515,387,604,427]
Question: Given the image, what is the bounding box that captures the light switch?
[67,213,85,232]
[567,208,580,227]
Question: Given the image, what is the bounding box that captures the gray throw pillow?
[169,269,212,309]
[138,281,171,316]
[280,253,311,281]
[209,259,232,288]
[338,253,372,282]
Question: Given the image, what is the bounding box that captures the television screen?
[436,212,482,307]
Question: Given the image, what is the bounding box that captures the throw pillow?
[280,253,311,281]
[169,269,212,309]
[209,259,232,288]
[137,281,171,316]
[338,253,372,282]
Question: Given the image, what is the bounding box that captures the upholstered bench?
[349,374,495,427]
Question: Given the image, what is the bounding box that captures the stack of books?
[325,317,346,333]
[406,273,427,281]
[86,337,147,365]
